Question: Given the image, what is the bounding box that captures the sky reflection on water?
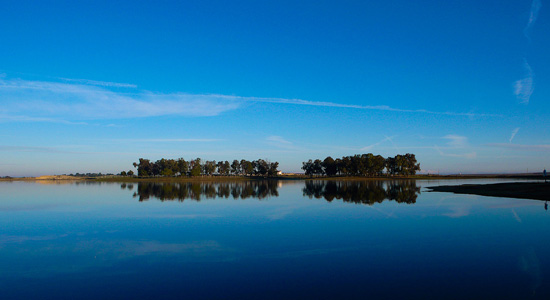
[0,179,549,299]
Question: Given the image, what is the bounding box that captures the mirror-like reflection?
[2,179,550,299]
[302,180,420,205]
[129,180,421,205]
[131,180,280,201]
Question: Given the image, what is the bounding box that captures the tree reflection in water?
[131,181,280,202]
[129,180,420,204]
[302,180,421,205]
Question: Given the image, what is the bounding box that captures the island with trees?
[301,153,421,177]
[131,158,280,178]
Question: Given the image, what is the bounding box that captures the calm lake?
[1,179,549,299]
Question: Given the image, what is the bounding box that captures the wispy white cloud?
[443,134,468,148]
[0,78,241,120]
[524,0,542,40]
[111,138,223,143]
[0,114,89,125]
[361,135,396,151]
[0,145,143,156]
[242,96,498,117]
[509,127,520,143]
[58,77,137,88]
[265,135,301,151]
[435,145,476,159]
[514,60,534,104]
[266,136,292,145]
[0,145,84,154]
[0,76,500,123]
[487,143,550,151]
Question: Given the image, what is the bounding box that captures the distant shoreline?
[0,173,546,183]
[427,182,550,201]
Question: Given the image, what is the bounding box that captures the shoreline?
[427,182,550,201]
[0,173,546,183]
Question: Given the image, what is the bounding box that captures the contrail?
[524,0,542,41]
[509,127,520,143]
[514,60,534,104]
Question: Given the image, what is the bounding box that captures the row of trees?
[132,158,279,177]
[302,153,420,177]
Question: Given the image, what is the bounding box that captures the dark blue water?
[1,179,549,299]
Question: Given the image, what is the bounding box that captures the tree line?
[131,158,279,177]
[302,153,420,177]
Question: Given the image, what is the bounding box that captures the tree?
[267,161,280,177]
[240,160,254,176]
[372,155,386,176]
[313,159,324,176]
[322,156,337,177]
[216,161,225,175]
[403,153,421,175]
[254,159,269,176]
[133,158,152,176]
[203,160,216,176]
[177,158,189,176]
[302,159,315,177]
[386,156,397,175]
[127,170,134,176]
[190,158,202,177]
[231,160,240,175]
[221,161,231,175]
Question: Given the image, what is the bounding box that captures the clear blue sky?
[1,0,549,176]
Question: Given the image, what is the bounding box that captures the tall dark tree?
[254,159,269,176]
[220,161,231,175]
[203,160,216,176]
[322,156,337,177]
[302,159,315,177]
[313,159,324,176]
[231,160,240,175]
[267,161,280,177]
[240,160,254,176]
[133,158,152,176]
[177,158,189,176]
[190,158,202,177]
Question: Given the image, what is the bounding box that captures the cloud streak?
[0,76,499,123]
[111,138,223,143]
[443,134,467,148]
[0,145,84,154]
[514,60,534,104]
[58,77,138,88]
[240,96,498,117]
[435,145,476,159]
[487,143,550,151]
[361,135,396,151]
[0,78,241,120]
[509,128,520,143]
[265,135,303,151]
[524,0,542,40]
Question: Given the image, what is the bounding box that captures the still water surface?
[1,179,549,299]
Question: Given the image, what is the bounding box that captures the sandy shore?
[427,182,550,201]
